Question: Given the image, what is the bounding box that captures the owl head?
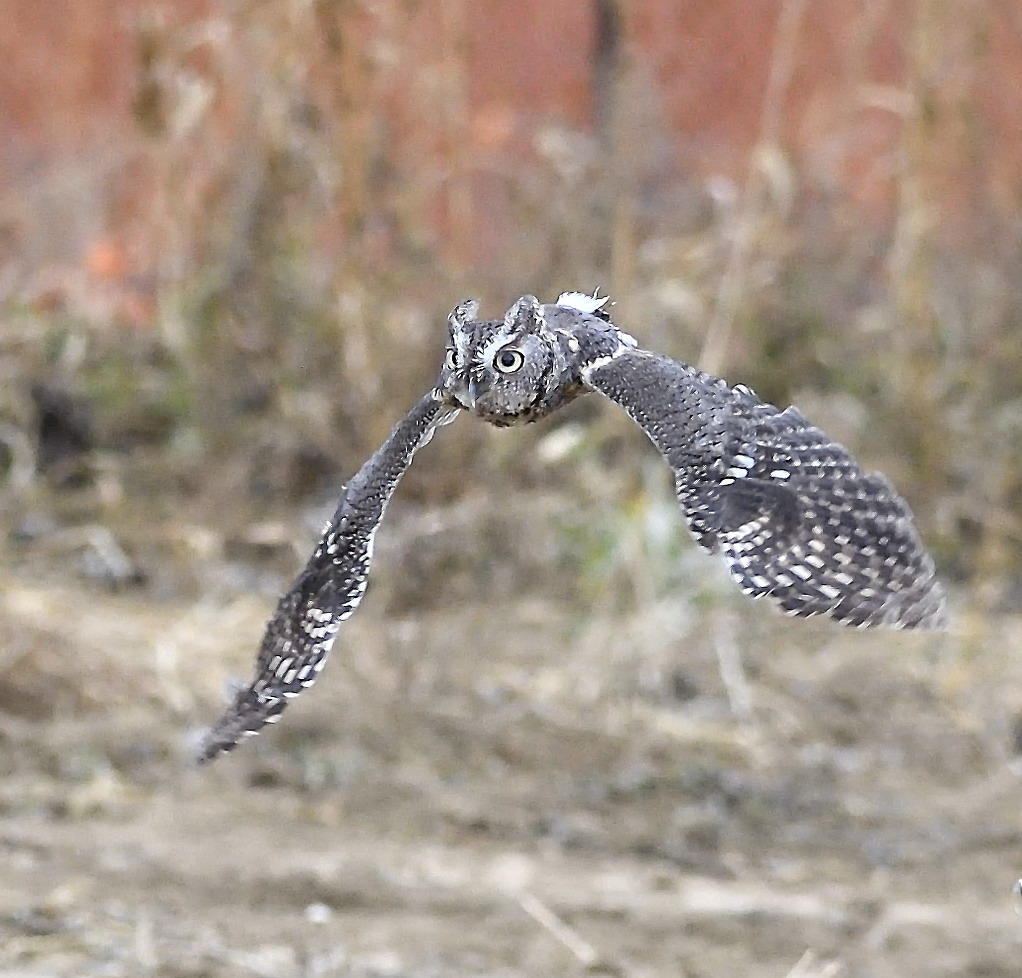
[439,292,632,426]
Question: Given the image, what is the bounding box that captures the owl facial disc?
[438,293,625,426]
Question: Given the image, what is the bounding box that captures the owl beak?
[451,378,477,411]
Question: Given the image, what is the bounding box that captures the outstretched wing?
[584,349,946,629]
[198,393,456,763]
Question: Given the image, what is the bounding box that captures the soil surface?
[2,497,1021,978]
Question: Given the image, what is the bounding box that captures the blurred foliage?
[2,0,1021,610]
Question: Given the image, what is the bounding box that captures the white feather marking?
[556,291,611,314]
[579,343,631,381]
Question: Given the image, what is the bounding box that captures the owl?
[198,293,946,762]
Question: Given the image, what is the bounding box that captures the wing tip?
[195,734,230,765]
[901,593,949,632]
[741,568,949,632]
[194,719,244,765]
[194,686,288,766]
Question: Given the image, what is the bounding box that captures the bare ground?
[2,496,1022,978]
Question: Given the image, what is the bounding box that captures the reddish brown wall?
[3,0,1021,289]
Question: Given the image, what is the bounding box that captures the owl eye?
[445,348,457,371]
[495,347,525,373]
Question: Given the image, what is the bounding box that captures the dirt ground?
[2,491,1022,978]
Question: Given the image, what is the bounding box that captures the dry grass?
[3,0,1020,605]
[1,522,1021,975]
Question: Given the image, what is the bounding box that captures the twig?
[714,612,753,722]
[517,892,601,968]
[700,0,809,374]
[0,422,35,490]
[784,948,844,978]
[134,910,158,970]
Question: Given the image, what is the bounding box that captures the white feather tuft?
[556,291,611,314]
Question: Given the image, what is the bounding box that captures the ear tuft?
[448,299,480,330]
[504,294,544,332]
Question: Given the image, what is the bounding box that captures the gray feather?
[585,349,946,629]
[197,394,455,762]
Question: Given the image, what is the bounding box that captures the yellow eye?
[495,347,525,373]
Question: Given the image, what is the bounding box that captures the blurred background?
[2,1,1022,975]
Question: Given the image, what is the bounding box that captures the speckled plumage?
[585,350,945,628]
[198,293,945,762]
[197,394,455,762]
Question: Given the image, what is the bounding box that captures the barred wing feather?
[585,350,946,629]
[197,394,455,762]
